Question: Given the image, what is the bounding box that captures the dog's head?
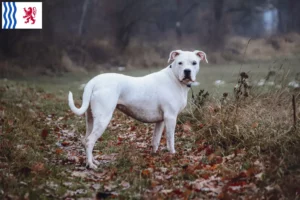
[168,50,208,85]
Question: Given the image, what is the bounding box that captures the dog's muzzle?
[183,69,192,81]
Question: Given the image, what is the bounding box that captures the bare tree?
[78,0,91,37]
[103,0,160,51]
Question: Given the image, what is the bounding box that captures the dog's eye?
[178,62,183,65]
[192,61,197,65]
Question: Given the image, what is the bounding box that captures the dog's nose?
[184,69,191,76]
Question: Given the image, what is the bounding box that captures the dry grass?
[187,90,300,160]
[180,72,300,198]
[1,68,300,199]
[222,33,300,63]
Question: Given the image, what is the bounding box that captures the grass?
[6,59,299,97]
[0,63,300,199]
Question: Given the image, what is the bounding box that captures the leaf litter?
[0,80,289,199]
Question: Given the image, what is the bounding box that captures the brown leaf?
[161,189,172,194]
[173,189,183,196]
[41,129,49,139]
[104,184,116,192]
[182,121,192,132]
[151,180,159,187]
[208,153,216,161]
[252,122,259,128]
[142,169,151,177]
[31,162,45,172]
[205,146,214,156]
[72,171,88,178]
[61,141,70,146]
[54,126,60,132]
[163,154,173,163]
[183,189,192,199]
[7,119,14,126]
[130,126,136,131]
[55,148,63,155]
[160,137,166,145]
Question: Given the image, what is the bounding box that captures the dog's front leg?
[164,116,177,154]
[152,121,164,153]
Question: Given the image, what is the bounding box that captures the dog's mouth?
[181,77,193,82]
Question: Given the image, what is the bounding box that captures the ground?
[0,63,300,199]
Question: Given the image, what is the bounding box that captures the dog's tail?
[68,80,94,116]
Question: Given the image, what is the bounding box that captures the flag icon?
[2,2,42,29]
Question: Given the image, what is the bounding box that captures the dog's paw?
[170,149,176,154]
[152,146,158,153]
[87,162,98,170]
[166,145,175,154]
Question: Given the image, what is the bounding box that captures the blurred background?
[0,0,300,78]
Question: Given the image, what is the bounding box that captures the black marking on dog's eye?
[192,61,197,65]
[178,62,183,65]
[169,65,172,68]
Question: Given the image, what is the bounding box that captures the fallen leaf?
[151,180,159,187]
[7,119,14,126]
[205,146,214,156]
[104,184,116,192]
[31,162,45,172]
[173,189,183,195]
[265,185,275,191]
[71,171,88,178]
[55,148,63,154]
[92,184,101,190]
[130,126,136,131]
[61,141,71,146]
[142,169,151,177]
[54,126,60,132]
[255,172,264,180]
[120,181,130,189]
[182,121,192,132]
[252,122,259,128]
[41,129,49,140]
[161,189,173,194]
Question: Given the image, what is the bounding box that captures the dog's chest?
[116,104,163,123]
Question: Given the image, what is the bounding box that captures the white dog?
[68,50,208,169]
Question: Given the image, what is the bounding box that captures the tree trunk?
[209,0,225,50]
[175,0,182,42]
[78,0,90,37]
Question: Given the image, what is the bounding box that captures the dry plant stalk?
[292,95,297,129]
[234,72,250,100]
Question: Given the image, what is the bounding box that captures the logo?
[2,2,42,29]
[23,7,36,24]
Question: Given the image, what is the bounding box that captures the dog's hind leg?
[82,106,93,146]
[85,91,117,169]
[152,121,164,153]
[85,112,113,169]
[82,106,101,165]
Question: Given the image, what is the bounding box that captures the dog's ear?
[194,50,208,63]
[168,50,181,63]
